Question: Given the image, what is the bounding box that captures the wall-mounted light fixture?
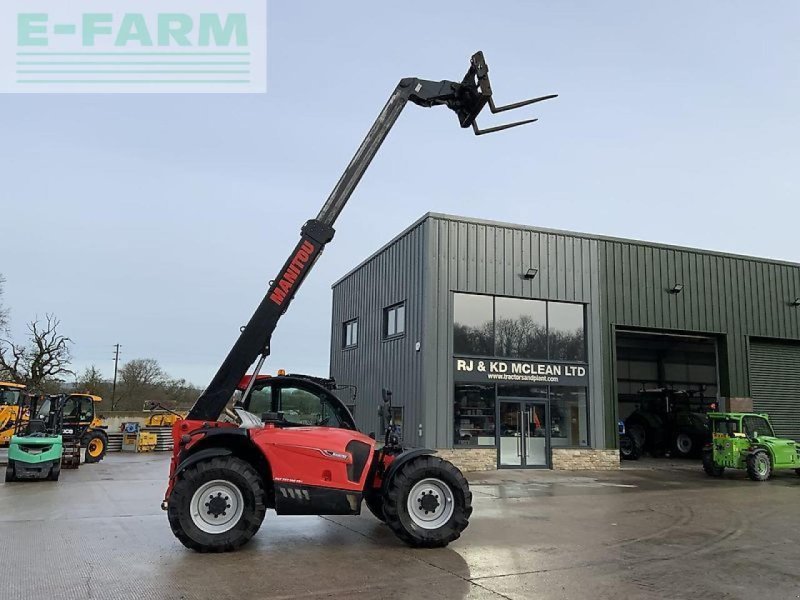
[523,268,538,280]
[790,298,800,307]
[669,283,684,294]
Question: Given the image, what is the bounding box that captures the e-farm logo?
[0,1,266,93]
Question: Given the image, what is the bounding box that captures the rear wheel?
[383,455,472,548]
[746,451,771,481]
[364,491,386,522]
[83,431,107,464]
[702,450,724,477]
[48,463,61,481]
[167,456,266,552]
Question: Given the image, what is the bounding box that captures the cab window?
[280,387,342,428]
[743,416,774,438]
[247,387,273,418]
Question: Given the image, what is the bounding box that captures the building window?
[454,383,496,446]
[453,294,494,355]
[549,387,589,447]
[343,319,358,349]
[548,302,585,361]
[384,302,406,338]
[495,297,547,359]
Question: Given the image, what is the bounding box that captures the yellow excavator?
[0,382,26,446]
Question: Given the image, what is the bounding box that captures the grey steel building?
[329,213,800,470]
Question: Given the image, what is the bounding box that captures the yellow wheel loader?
[0,382,26,447]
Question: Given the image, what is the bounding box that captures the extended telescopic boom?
[187,51,556,421]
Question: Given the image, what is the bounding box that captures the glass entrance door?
[498,400,549,468]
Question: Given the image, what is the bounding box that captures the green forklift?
[5,393,64,482]
[702,412,800,481]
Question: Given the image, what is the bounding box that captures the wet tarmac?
[2,453,800,599]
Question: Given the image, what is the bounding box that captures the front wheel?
[167,456,266,552]
[746,451,771,482]
[383,455,472,548]
[674,433,694,458]
[83,431,107,464]
[5,462,15,483]
[620,434,641,461]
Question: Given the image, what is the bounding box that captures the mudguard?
[381,448,435,492]
[173,447,233,478]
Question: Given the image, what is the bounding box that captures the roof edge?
[330,213,433,288]
[423,212,800,268]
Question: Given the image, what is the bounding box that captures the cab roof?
[0,382,25,389]
[69,393,102,402]
[708,412,769,419]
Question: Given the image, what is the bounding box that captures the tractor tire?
[674,432,694,458]
[5,462,15,483]
[795,469,800,477]
[383,455,472,548]
[619,434,642,461]
[702,450,724,477]
[626,424,646,454]
[83,431,108,464]
[48,463,61,481]
[746,451,771,482]
[364,491,386,522]
[167,456,266,553]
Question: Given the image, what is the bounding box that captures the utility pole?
[112,344,121,410]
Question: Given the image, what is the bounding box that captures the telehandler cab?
[162,51,556,552]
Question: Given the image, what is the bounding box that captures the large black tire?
[364,491,386,522]
[48,463,61,481]
[167,456,266,552]
[383,455,472,548]
[83,431,108,464]
[673,432,694,458]
[620,434,642,461]
[795,469,800,477]
[5,462,15,483]
[702,450,724,477]
[746,451,771,482]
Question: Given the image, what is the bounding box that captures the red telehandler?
[163,52,556,552]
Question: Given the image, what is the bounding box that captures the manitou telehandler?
[162,51,555,552]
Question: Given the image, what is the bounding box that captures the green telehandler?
[702,412,800,481]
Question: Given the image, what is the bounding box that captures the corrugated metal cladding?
[329,222,426,442]
[749,340,800,441]
[422,215,606,449]
[599,241,800,440]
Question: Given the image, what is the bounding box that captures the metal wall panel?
[598,242,800,441]
[329,222,426,443]
[421,216,606,449]
[749,340,800,441]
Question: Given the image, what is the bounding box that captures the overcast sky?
[2,1,799,387]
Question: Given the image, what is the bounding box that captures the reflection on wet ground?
[2,453,799,599]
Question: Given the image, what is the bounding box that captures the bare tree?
[116,358,165,410]
[77,365,106,396]
[0,314,73,388]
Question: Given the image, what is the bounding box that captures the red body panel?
[164,419,377,502]
[251,426,376,492]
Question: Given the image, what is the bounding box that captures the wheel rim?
[757,456,769,476]
[406,478,454,530]
[88,438,103,457]
[676,434,692,454]
[190,479,245,534]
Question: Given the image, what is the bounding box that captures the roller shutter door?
[749,340,800,441]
